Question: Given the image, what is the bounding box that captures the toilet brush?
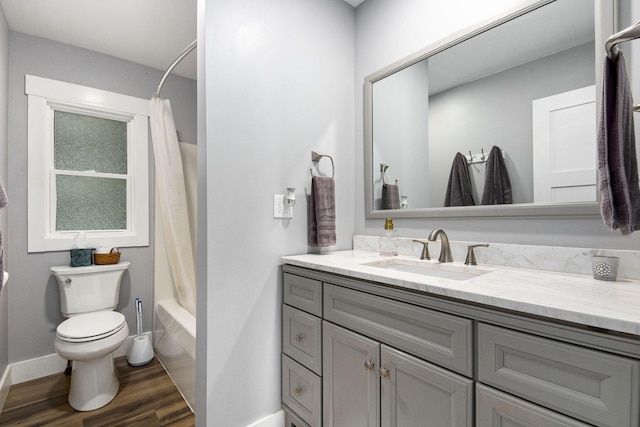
[127,298,154,366]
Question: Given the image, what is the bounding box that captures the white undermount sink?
[363,259,490,281]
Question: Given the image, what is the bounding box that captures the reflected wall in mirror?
[365,0,616,218]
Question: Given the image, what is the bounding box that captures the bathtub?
[153,299,196,410]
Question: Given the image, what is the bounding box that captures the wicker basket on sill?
[94,248,121,265]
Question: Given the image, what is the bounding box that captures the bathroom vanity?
[280,251,640,427]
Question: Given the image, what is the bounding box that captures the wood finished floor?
[0,356,194,426]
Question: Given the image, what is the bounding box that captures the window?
[26,75,149,252]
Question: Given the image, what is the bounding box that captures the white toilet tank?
[51,262,130,317]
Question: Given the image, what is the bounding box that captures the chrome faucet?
[428,228,453,262]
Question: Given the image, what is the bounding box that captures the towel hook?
[481,148,486,161]
[310,151,335,179]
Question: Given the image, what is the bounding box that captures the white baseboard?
[9,332,151,385]
[10,353,68,385]
[246,409,284,427]
[0,364,11,414]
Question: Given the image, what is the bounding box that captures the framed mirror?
[364,0,617,219]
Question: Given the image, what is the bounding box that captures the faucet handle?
[412,240,430,260]
[465,244,489,266]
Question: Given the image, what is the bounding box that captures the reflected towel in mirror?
[382,183,400,209]
[481,145,512,205]
[0,180,7,209]
[309,176,336,247]
[598,51,640,235]
[444,153,475,207]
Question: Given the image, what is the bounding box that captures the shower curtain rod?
[153,39,197,98]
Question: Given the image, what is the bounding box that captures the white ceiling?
[0,0,198,79]
[0,0,364,82]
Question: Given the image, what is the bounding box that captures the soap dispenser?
[379,218,399,256]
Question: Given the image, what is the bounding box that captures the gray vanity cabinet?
[282,265,640,427]
[323,321,473,427]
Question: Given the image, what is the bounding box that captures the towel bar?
[605,20,640,112]
[310,151,335,179]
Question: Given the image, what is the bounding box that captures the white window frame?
[26,75,149,252]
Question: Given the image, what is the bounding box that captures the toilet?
[51,262,130,411]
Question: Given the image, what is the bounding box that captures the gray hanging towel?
[598,50,640,235]
[444,152,475,207]
[309,176,336,247]
[381,183,400,209]
[0,231,3,279]
[0,180,7,209]
[481,146,512,205]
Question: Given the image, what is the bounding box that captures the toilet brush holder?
[127,298,154,366]
[128,334,154,366]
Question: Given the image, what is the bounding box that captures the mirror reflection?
[370,0,598,212]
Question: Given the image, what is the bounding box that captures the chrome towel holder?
[310,151,335,178]
[604,20,640,112]
[466,148,505,165]
[380,163,389,184]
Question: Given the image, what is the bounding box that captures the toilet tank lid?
[51,262,130,275]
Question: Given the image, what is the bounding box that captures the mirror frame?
[364,0,617,219]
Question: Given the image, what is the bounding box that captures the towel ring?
[310,151,335,179]
[380,163,389,185]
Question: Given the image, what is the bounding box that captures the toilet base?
[68,353,119,411]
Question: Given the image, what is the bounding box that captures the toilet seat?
[57,311,126,343]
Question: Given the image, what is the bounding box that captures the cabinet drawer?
[478,323,640,427]
[283,404,311,427]
[476,384,590,427]
[282,355,322,427]
[283,305,322,375]
[284,273,322,316]
[324,283,472,376]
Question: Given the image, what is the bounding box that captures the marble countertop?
[282,250,640,336]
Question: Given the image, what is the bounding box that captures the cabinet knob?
[294,334,303,343]
[379,367,390,378]
[294,387,302,397]
[364,361,375,371]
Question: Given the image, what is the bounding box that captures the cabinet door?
[323,321,380,427]
[380,345,473,427]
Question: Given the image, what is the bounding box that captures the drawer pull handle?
[364,361,375,372]
[379,367,389,378]
[294,387,303,397]
[295,334,303,342]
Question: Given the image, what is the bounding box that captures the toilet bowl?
[51,262,130,412]
[55,311,129,411]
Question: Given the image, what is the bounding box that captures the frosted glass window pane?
[56,175,127,231]
[54,111,127,174]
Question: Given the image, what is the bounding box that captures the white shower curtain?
[149,97,197,316]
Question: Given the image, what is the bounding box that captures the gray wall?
[373,59,430,210]
[355,0,640,250]
[0,6,9,380]
[199,0,354,424]
[6,32,196,363]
